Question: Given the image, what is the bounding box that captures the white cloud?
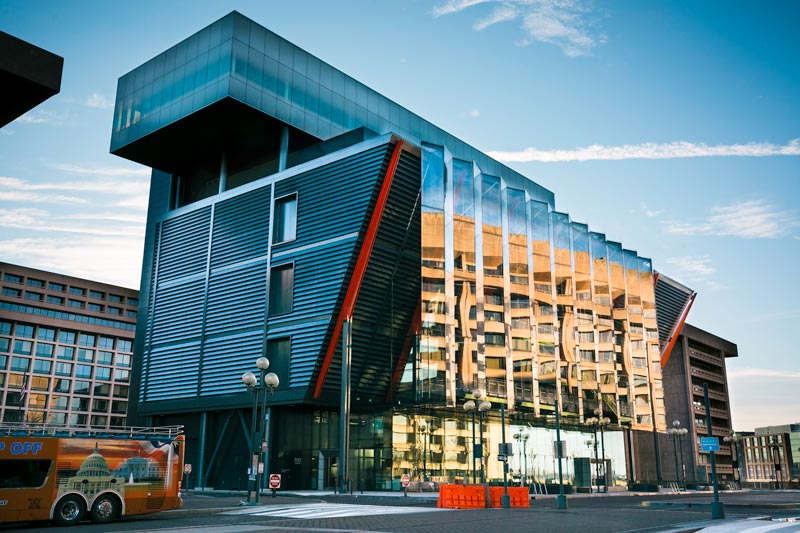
[49,163,150,177]
[0,237,142,289]
[432,0,604,57]
[0,173,149,199]
[728,368,800,380]
[0,207,144,237]
[639,201,661,218]
[86,93,114,110]
[664,255,716,282]
[489,138,800,163]
[13,109,69,126]
[470,109,480,118]
[664,200,797,239]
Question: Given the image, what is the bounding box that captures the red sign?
[269,473,281,489]
[401,473,410,487]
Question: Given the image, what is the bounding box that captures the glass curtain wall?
[404,143,663,486]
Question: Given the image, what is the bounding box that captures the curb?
[643,501,800,510]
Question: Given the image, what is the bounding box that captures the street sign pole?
[555,399,567,510]
[704,383,724,519]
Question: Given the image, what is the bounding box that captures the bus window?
[0,459,52,488]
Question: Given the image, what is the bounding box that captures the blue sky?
[1,0,798,431]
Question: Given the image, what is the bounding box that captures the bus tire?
[53,495,85,526]
[90,493,120,523]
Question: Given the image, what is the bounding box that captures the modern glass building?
[112,12,671,491]
[0,262,138,428]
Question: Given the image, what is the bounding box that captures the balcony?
[692,386,726,402]
[690,367,724,384]
[689,349,723,368]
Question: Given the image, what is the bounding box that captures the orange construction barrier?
[489,486,530,508]
[437,484,490,509]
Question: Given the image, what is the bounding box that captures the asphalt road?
[2,490,798,533]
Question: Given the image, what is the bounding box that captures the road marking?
[223,502,447,519]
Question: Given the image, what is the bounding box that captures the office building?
[112,12,676,491]
[742,423,800,487]
[0,263,138,428]
[660,319,738,486]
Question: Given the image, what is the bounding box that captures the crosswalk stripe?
[223,503,447,519]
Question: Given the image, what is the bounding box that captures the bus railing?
[0,422,183,439]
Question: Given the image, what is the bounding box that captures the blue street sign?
[701,437,720,452]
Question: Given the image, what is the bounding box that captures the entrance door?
[319,449,338,490]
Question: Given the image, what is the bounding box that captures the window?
[77,349,94,363]
[75,365,92,379]
[97,351,113,365]
[0,459,52,489]
[116,353,131,367]
[108,306,122,315]
[113,385,129,398]
[25,291,43,302]
[0,354,6,368]
[37,327,55,341]
[273,194,297,243]
[94,383,110,396]
[48,282,65,292]
[512,337,531,351]
[0,321,10,335]
[33,359,51,374]
[55,362,72,376]
[2,287,20,297]
[125,310,137,318]
[53,379,71,392]
[3,273,22,284]
[13,340,32,355]
[16,324,34,338]
[71,397,90,412]
[78,334,95,347]
[11,356,30,371]
[99,336,114,350]
[108,294,123,303]
[52,395,68,409]
[58,331,76,344]
[69,287,85,296]
[95,367,111,381]
[88,290,105,299]
[35,343,54,358]
[87,303,103,312]
[26,278,44,288]
[56,346,74,360]
[485,333,505,346]
[269,264,294,315]
[93,399,108,411]
[114,369,130,382]
[485,310,504,322]
[118,339,132,352]
[68,299,84,309]
[111,401,127,414]
[127,297,138,306]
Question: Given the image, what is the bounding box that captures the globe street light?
[241,356,279,504]
[667,420,689,490]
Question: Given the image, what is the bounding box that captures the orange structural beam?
[660,291,696,369]
[313,141,404,399]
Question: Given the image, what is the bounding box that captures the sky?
[1,0,798,432]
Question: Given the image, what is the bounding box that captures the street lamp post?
[513,432,530,486]
[585,413,610,493]
[463,389,490,484]
[723,432,741,488]
[768,437,782,489]
[667,420,688,490]
[419,420,430,482]
[463,399,477,484]
[241,357,279,505]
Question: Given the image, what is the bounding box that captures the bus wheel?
[90,493,119,523]
[53,495,85,526]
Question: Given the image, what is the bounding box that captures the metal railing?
[0,422,183,439]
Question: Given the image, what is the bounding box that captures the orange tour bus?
[0,423,184,526]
